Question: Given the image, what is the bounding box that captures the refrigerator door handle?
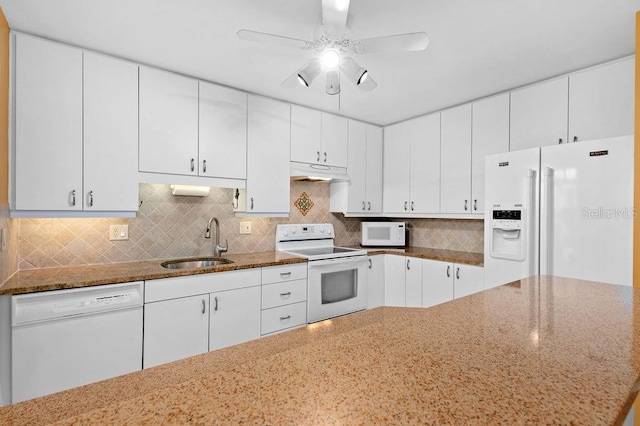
[540,167,554,276]
[526,168,537,278]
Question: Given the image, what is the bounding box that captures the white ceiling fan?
[237,0,429,95]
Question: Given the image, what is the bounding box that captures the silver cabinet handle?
[202,298,207,314]
[411,201,414,211]
[406,258,410,270]
[473,199,477,211]
[214,296,218,311]
[367,202,371,211]
[464,200,468,211]
[447,265,450,278]
[324,152,327,163]
[280,271,292,278]
[317,151,320,162]
[362,201,366,211]
[456,267,460,280]
[558,138,563,144]
[88,191,94,207]
[280,315,291,321]
[573,136,578,143]
[202,159,207,173]
[404,201,408,211]
[190,158,195,172]
[280,292,292,297]
[250,197,254,210]
[70,190,76,207]
[368,258,372,269]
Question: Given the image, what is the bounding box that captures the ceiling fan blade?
[237,29,312,49]
[321,0,350,32]
[353,32,429,54]
[357,73,377,92]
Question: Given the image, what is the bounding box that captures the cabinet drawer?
[261,301,307,335]
[262,279,307,309]
[262,264,307,285]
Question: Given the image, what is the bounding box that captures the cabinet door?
[384,255,406,307]
[422,259,454,308]
[346,120,367,213]
[199,82,247,179]
[365,124,384,213]
[246,95,291,215]
[454,264,485,299]
[83,53,139,212]
[405,257,423,308]
[440,104,472,214]
[290,105,321,165]
[568,58,634,142]
[510,77,569,151]
[139,67,198,175]
[14,34,83,211]
[321,113,348,168]
[471,94,510,215]
[367,256,385,309]
[210,286,261,351]
[143,295,209,369]
[383,123,411,213]
[410,113,441,213]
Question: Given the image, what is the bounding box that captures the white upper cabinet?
[14,34,83,211]
[321,113,348,168]
[13,34,138,214]
[568,57,634,142]
[383,113,440,214]
[246,95,291,216]
[365,124,384,213]
[510,77,569,151]
[291,105,322,165]
[198,82,247,180]
[139,67,199,176]
[83,52,139,212]
[290,106,348,168]
[440,104,472,214]
[345,120,367,213]
[471,94,510,214]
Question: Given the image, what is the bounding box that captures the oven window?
[321,270,358,304]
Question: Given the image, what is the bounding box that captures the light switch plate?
[240,222,251,235]
[109,224,129,241]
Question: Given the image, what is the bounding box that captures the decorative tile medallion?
[294,192,314,216]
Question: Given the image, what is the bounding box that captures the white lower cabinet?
[209,286,261,352]
[367,255,385,309]
[143,269,261,369]
[261,264,308,335]
[384,255,406,306]
[405,257,423,308]
[453,264,485,299]
[422,259,455,308]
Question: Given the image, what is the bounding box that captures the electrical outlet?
[109,224,129,241]
[240,222,252,235]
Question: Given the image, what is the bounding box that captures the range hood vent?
[290,162,349,182]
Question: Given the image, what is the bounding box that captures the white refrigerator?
[484,135,634,288]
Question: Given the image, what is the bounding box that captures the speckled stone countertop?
[1,275,638,425]
[357,246,484,266]
[0,251,306,295]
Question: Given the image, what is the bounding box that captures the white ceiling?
[0,0,638,126]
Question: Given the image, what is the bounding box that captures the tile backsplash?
[16,182,484,270]
[0,204,18,283]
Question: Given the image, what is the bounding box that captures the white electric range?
[276,224,368,323]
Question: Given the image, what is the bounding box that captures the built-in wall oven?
[276,224,367,323]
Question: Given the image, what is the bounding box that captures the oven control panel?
[277,224,334,241]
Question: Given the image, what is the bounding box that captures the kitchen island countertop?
[1,275,638,425]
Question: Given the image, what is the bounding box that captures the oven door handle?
[307,256,367,268]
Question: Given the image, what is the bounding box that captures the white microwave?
[361,222,406,247]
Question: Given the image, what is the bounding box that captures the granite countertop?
[1,275,638,425]
[357,246,484,266]
[0,251,306,295]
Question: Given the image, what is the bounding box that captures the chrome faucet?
[205,217,228,257]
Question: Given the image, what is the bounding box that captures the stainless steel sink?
[161,257,234,269]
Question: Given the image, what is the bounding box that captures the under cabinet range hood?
[290,162,349,182]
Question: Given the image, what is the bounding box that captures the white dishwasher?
[11,282,143,403]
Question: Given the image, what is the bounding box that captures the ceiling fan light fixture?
[321,49,340,69]
[296,60,321,87]
[357,70,368,85]
[325,70,340,95]
[341,57,367,86]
